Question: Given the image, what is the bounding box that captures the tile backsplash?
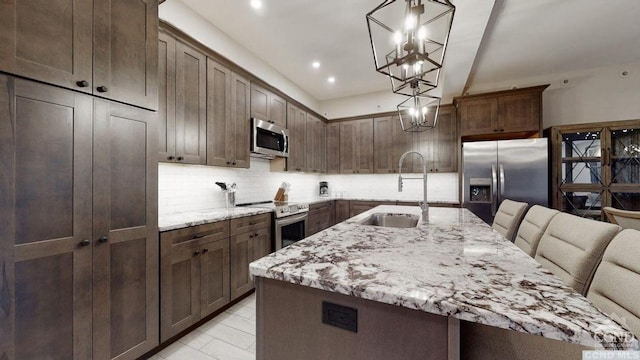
[159,159,459,216]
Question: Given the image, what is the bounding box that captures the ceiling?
[177,0,640,103]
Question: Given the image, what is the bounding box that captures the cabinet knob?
[96,86,108,93]
[435,169,439,172]
[98,236,108,243]
[177,156,184,161]
[493,129,498,132]
[202,248,209,254]
[227,161,231,165]
[76,80,89,88]
[499,129,505,132]
[249,234,254,238]
[232,161,236,166]
[193,250,200,256]
[254,233,259,238]
[168,156,175,160]
[80,239,90,247]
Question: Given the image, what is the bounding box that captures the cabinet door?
[355,119,374,174]
[159,239,200,342]
[93,0,158,110]
[230,233,255,300]
[334,200,351,224]
[200,238,230,318]
[497,92,541,133]
[374,116,394,174]
[252,227,272,261]
[175,41,207,165]
[158,32,177,162]
[206,58,232,167]
[251,83,270,121]
[340,121,356,174]
[326,122,341,174]
[458,98,497,136]
[270,92,287,128]
[0,0,93,94]
[92,100,158,360]
[287,103,306,172]
[430,106,458,172]
[5,78,93,360]
[230,72,251,168]
[307,114,323,173]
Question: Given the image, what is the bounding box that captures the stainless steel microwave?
[251,118,289,158]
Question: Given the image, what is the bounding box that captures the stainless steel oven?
[274,212,307,251]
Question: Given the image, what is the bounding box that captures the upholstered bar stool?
[603,207,640,231]
[586,229,640,338]
[491,199,528,242]
[513,205,559,257]
[535,213,621,295]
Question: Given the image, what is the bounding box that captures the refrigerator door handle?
[491,164,498,216]
[499,164,505,200]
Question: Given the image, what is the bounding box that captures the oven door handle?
[276,212,308,226]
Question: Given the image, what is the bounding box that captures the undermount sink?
[360,213,419,228]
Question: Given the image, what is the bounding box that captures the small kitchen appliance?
[319,181,329,197]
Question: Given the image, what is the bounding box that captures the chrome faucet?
[398,151,428,221]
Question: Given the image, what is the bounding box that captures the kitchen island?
[249,206,638,359]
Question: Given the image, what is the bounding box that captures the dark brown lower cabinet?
[334,200,351,224]
[230,226,270,301]
[307,202,334,236]
[0,76,158,360]
[160,221,230,342]
[349,201,397,218]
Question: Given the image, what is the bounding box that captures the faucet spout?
[397,151,429,222]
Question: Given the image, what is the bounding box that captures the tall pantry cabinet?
[0,1,159,360]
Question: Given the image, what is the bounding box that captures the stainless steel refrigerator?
[463,138,548,224]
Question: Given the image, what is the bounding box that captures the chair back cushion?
[514,205,559,257]
[587,229,640,338]
[604,207,640,231]
[535,213,620,295]
[492,199,528,241]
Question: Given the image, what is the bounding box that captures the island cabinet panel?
[160,221,230,342]
[206,59,251,168]
[0,0,158,110]
[251,83,286,128]
[1,77,158,360]
[456,85,547,139]
[340,118,374,174]
[286,103,307,172]
[256,278,449,360]
[326,122,341,174]
[158,32,207,165]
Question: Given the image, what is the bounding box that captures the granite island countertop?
[159,207,273,232]
[250,205,639,350]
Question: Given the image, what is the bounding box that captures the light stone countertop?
[250,205,639,350]
[159,207,273,232]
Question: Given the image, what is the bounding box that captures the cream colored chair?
[603,207,640,231]
[513,205,559,257]
[535,213,620,295]
[491,199,528,242]
[586,229,640,338]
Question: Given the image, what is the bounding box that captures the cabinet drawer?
[161,220,230,246]
[230,213,271,236]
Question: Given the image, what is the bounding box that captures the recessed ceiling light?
[312,61,320,69]
[328,76,336,83]
[250,0,262,9]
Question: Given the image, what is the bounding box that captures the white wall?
[158,159,459,215]
[159,0,320,113]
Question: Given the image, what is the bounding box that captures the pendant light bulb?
[422,106,428,115]
[393,31,403,45]
[405,14,416,30]
[417,26,427,40]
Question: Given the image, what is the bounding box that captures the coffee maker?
[319,181,329,197]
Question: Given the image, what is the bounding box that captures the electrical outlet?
[322,301,358,333]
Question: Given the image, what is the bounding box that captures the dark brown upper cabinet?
[206,58,251,168]
[456,85,548,140]
[374,116,416,174]
[413,105,459,173]
[326,122,340,174]
[306,114,326,173]
[340,118,374,174]
[158,32,207,165]
[0,0,158,110]
[251,83,286,128]
[287,103,307,172]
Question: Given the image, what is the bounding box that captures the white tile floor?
[150,293,257,360]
